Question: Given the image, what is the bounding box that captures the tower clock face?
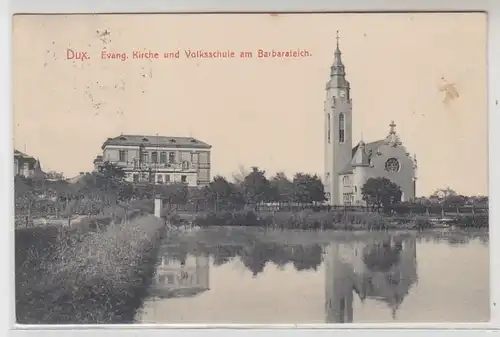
[339,90,346,98]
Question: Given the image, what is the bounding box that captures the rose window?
[385,158,400,172]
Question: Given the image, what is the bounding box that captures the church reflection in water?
[142,234,418,323]
[324,235,418,323]
[149,247,210,299]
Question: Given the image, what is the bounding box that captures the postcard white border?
[1,0,499,336]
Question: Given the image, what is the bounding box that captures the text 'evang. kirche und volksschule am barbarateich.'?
[65,47,313,62]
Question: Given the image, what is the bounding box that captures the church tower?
[324,31,353,205]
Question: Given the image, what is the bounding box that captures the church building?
[324,33,417,206]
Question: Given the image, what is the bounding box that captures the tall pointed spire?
[331,30,346,77]
[326,30,350,90]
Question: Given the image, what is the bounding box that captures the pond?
[135,228,489,324]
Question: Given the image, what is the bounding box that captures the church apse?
[324,234,418,323]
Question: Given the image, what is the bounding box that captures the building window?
[343,175,349,185]
[141,151,149,163]
[191,152,199,164]
[168,152,175,163]
[339,298,346,323]
[160,151,167,164]
[157,175,163,184]
[159,275,166,284]
[165,174,170,183]
[327,113,331,143]
[151,151,158,163]
[119,150,126,162]
[181,175,187,183]
[167,274,175,284]
[339,113,345,143]
[133,174,139,183]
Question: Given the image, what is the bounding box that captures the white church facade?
[324,33,417,206]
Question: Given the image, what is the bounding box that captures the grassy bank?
[16,212,166,324]
[192,210,488,230]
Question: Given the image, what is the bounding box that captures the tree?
[432,187,459,217]
[470,195,488,208]
[96,161,126,192]
[204,176,245,210]
[232,165,250,184]
[432,187,457,201]
[361,177,402,210]
[204,175,245,211]
[269,172,294,205]
[363,239,402,272]
[117,182,136,202]
[242,167,272,206]
[160,183,189,206]
[291,173,326,204]
[446,195,466,207]
[445,194,467,214]
[45,171,65,180]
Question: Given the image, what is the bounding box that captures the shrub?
[16,214,166,324]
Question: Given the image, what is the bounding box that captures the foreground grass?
[16,214,166,324]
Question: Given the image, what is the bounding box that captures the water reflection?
[137,229,488,323]
[150,249,210,298]
[324,235,417,322]
[416,231,489,246]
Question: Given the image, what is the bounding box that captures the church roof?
[14,149,37,162]
[338,140,385,175]
[351,140,385,158]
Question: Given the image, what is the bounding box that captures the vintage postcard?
[12,12,488,325]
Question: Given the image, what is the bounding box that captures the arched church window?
[339,113,345,143]
[385,158,400,172]
[327,113,331,143]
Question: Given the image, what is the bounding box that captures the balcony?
[132,160,197,172]
[95,156,199,172]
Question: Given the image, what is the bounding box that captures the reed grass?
[193,209,488,230]
[16,213,166,324]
